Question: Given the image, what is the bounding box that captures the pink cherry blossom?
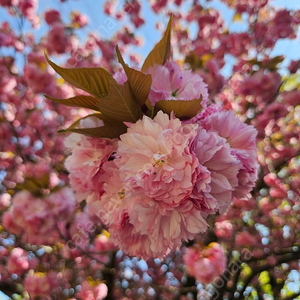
[71,11,89,28]
[24,272,57,299]
[93,233,116,252]
[7,248,29,275]
[18,0,39,27]
[198,107,258,200]
[192,127,239,213]
[215,220,233,238]
[116,111,200,206]
[0,63,17,94]
[77,280,108,300]
[183,243,227,284]
[113,70,127,85]
[94,112,208,259]
[146,61,209,107]
[69,211,95,250]
[11,191,54,236]
[47,187,76,220]
[2,211,24,235]
[44,9,61,25]
[235,231,257,247]
[237,70,281,105]
[0,193,11,211]
[65,133,117,203]
[0,0,19,6]
[46,22,74,54]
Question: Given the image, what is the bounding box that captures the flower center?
[172,87,180,97]
[153,158,165,167]
[118,189,125,200]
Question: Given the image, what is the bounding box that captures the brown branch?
[151,282,197,294]
[0,281,19,298]
[103,251,116,300]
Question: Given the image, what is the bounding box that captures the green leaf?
[59,113,127,139]
[45,53,111,98]
[116,45,152,107]
[45,94,101,111]
[141,14,173,72]
[97,77,143,122]
[154,97,202,119]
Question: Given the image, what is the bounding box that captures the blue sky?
[1,0,300,76]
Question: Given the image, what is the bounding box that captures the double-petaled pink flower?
[146,61,209,107]
[183,243,227,284]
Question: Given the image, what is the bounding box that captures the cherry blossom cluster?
[64,60,258,260]
[1,0,300,298]
[3,187,76,245]
[183,242,227,284]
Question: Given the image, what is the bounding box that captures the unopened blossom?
[146,61,209,107]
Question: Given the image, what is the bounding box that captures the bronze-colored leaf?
[58,113,127,139]
[69,125,126,139]
[97,77,143,122]
[45,95,101,111]
[45,53,111,98]
[116,45,152,107]
[154,97,203,119]
[58,113,100,133]
[185,52,213,71]
[141,14,173,72]
[245,56,284,71]
[15,174,50,196]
